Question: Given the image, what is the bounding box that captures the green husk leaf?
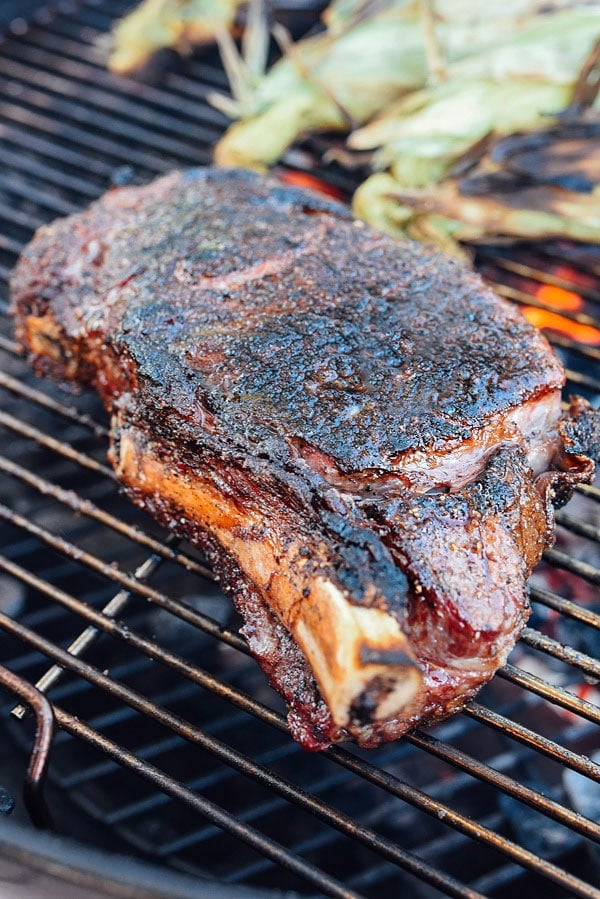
[215,0,549,166]
[350,10,600,180]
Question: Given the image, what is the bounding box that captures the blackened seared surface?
[11,167,564,472]
[361,446,548,662]
[11,167,598,750]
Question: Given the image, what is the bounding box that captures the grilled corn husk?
[214,1,597,166]
[353,118,600,255]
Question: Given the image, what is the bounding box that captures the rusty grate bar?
[0,604,598,899]
[0,509,246,653]
[53,711,365,899]
[2,494,599,736]
[0,370,108,436]
[530,584,600,629]
[0,454,211,577]
[0,542,599,862]
[0,610,484,899]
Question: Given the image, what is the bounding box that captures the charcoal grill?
[0,2,599,897]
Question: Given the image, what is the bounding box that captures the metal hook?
[0,664,55,830]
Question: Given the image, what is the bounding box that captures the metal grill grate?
[0,2,599,897]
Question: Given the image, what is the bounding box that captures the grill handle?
[0,664,55,830]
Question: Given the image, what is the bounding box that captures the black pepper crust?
[11,166,598,750]
[11,166,564,473]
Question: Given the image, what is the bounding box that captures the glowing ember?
[548,263,599,291]
[521,307,600,345]
[277,170,345,201]
[535,284,583,312]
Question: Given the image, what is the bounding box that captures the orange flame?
[521,307,600,345]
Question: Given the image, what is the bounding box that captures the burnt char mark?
[319,510,409,617]
[12,166,564,473]
[561,396,600,461]
[359,646,416,667]
[349,675,395,727]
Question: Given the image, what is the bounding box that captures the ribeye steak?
[10,167,599,749]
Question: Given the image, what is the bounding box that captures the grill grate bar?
[484,281,600,330]
[0,120,117,179]
[498,664,600,725]
[485,255,600,303]
[23,13,110,61]
[1,77,212,168]
[545,331,600,362]
[0,512,247,652]
[531,584,600,630]
[325,745,600,898]
[556,510,600,544]
[0,371,108,437]
[464,702,600,779]
[1,39,230,130]
[0,170,77,216]
[104,724,478,836]
[343,813,504,894]
[11,547,169,720]
[0,614,595,899]
[102,736,300,827]
[58,708,250,790]
[543,547,600,586]
[0,408,116,479]
[0,454,212,578]
[0,200,49,234]
[0,145,102,203]
[2,549,599,873]
[0,100,171,174]
[563,368,600,392]
[154,769,355,859]
[404,730,600,842]
[52,708,367,899]
[576,482,600,502]
[35,14,228,92]
[519,627,600,678]
[231,810,510,890]
[0,613,483,899]
[0,142,104,199]
[0,234,23,256]
[0,56,225,146]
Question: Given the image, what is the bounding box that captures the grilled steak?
[10,167,599,749]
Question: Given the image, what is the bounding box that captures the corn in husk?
[350,8,600,184]
[349,3,600,250]
[353,117,600,256]
[214,0,580,167]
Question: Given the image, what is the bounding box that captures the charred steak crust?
[11,167,564,469]
[10,167,598,749]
